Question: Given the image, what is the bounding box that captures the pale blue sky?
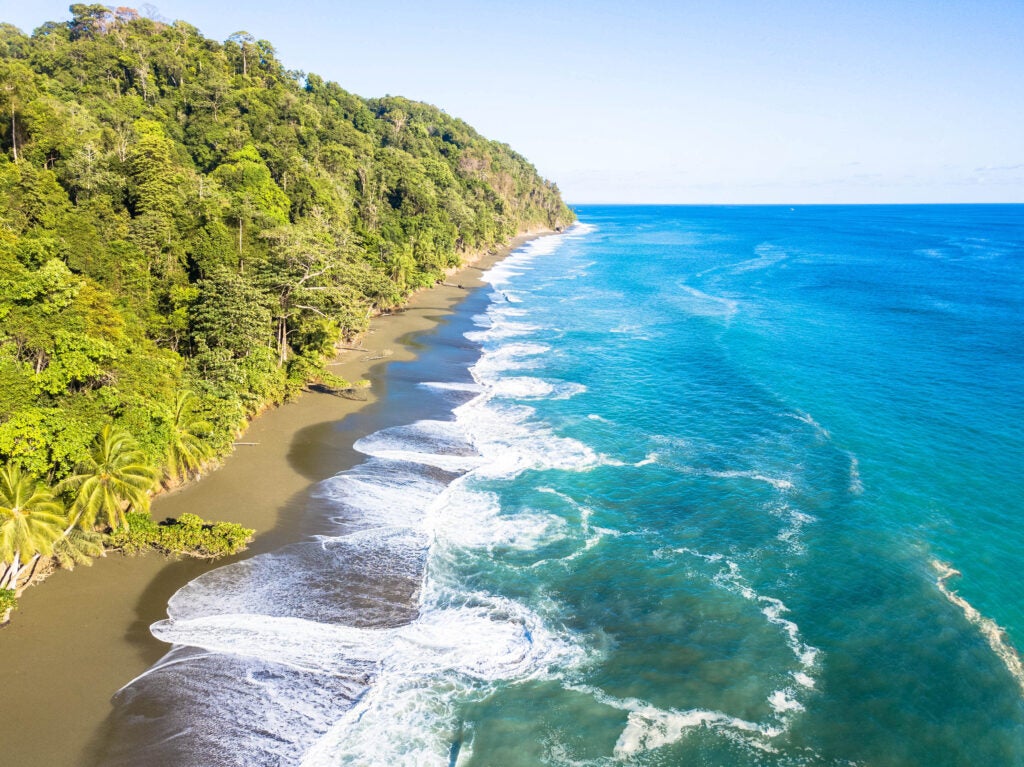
[2,1,1023,203]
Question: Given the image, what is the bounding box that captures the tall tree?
[164,390,214,484]
[0,60,37,163]
[210,144,290,273]
[59,425,158,531]
[259,213,358,366]
[0,465,66,591]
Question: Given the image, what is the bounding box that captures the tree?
[189,266,273,359]
[164,390,214,483]
[259,213,359,366]
[0,465,66,591]
[68,5,114,41]
[52,528,104,570]
[210,144,290,273]
[59,425,158,531]
[127,119,187,287]
[226,31,256,76]
[0,60,37,163]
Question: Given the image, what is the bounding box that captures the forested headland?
[0,4,574,619]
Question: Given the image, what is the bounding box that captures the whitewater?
[100,206,1024,766]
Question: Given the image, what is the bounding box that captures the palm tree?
[164,391,214,484]
[53,528,105,570]
[0,465,67,591]
[60,425,159,531]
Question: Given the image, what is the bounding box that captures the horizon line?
[567,201,1024,207]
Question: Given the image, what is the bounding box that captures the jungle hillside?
[0,5,574,606]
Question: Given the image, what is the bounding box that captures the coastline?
[0,229,551,767]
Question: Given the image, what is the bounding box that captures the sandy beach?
[0,231,547,767]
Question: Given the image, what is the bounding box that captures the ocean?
[100,205,1024,766]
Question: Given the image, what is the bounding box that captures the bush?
[106,511,161,554]
[0,588,17,616]
[155,512,254,558]
[108,511,254,559]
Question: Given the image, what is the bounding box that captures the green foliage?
[109,510,253,559]
[59,424,159,531]
[0,587,16,616]
[52,527,104,570]
[163,390,214,484]
[0,9,574,494]
[0,465,67,566]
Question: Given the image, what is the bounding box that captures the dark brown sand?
[0,233,546,767]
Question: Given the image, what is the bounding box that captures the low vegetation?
[108,511,253,558]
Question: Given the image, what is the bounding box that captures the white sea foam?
[665,548,820,746]
[793,671,816,688]
[454,398,604,479]
[481,237,556,291]
[526,487,620,568]
[567,686,774,758]
[354,421,483,473]
[469,342,550,381]
[933,560,1024,695]
[291,249,605,759]
[315,460,450,530]
[674,284,739,319]
[674,546,724,563]
[709,469,795,492]
[784,410,831,441]
[848,453,864,495]
[418,381,484,394]
[150,596,586,767]
[695,243,788,279]
[427,484,568,554]
[634,452,659,467]
[773,504,817,556]
[297,597,587,767]
[472,306,527,324]
[615,706,766,756]
[464,321,540,343]
[551,382,587,400]
[133,221,610,765]
[485,377,585,402]
[609,321,655,340]
[490,376,555,399]
[768,689,805,714]
[713,561,820,673]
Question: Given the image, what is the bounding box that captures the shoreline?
[0,229,550,767]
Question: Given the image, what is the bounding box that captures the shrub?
[0,588,17,617]
[108,511,254,559]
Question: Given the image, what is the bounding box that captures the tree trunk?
[0,550,20,590]
[277,315,287,366]
[10,105,16,163]
[21,553,43,591]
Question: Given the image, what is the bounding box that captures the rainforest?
[0,4,573,614]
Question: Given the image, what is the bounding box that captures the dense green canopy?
[0,5,574,483]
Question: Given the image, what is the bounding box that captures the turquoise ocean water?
[104,206,1024,766]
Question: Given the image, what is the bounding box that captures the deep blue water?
[105,205,1024,766]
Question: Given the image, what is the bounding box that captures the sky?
[2,0,1023,204]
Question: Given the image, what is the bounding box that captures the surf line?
[933,560,1024,695]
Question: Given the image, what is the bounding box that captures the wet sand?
[0,232,546,767]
